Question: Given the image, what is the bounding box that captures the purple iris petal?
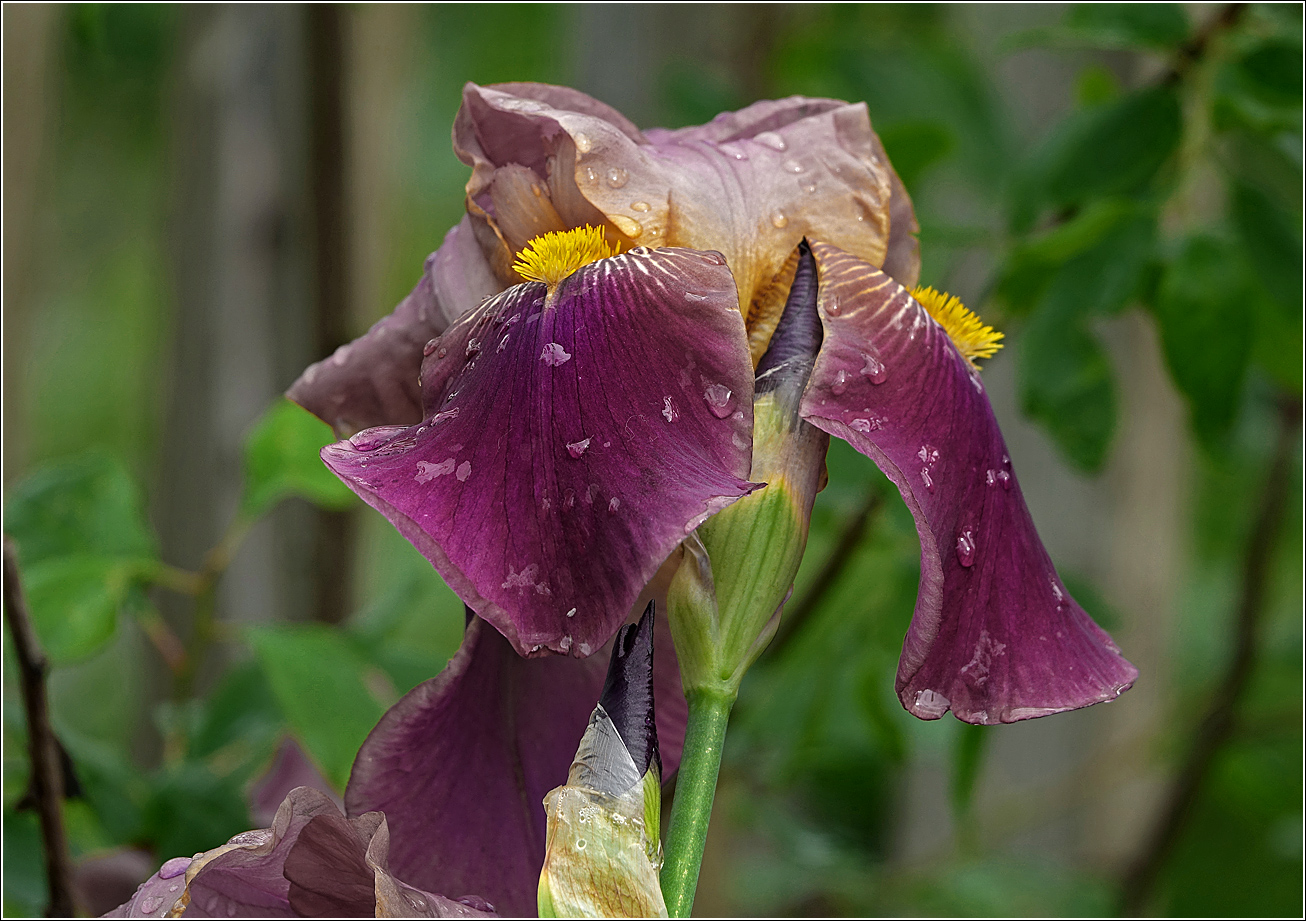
[284,812,495,917]
[104,788,497,918]
[288,215,500,437]
[321,247,758,658]
[345,611,687,918]
[455,83,918,311]
[799,241,1137,724]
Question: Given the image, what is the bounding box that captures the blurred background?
[2,3,1301,916]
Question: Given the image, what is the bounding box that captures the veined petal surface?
[322,247,758,657]
[289,216,501,436]
[345,613,687,919]
[455,84,918,318]
[800,241,1137,724]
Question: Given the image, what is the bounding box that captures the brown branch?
[3,538,76,917]
[307,4,356,626]
[1165,3,1247,84]
[1118,394,1302,915]
[766,487,884,656]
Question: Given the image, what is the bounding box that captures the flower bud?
[538,606,668,918]
[667,241,828,695]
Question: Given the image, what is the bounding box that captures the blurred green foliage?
[2,3,1301,918]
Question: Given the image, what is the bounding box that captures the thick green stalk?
[660,687,735,917]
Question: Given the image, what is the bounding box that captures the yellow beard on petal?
[910,285,1004,370]
[513,225,619,289]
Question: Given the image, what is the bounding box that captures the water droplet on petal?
[720,142,748,160]
[584,166,598,183]
[465,337,481,358]
[702,251,727,266]
[140,897,162,914]
[860,353,887,383]
[497,333,512,352]
[540,342,572,366]
[755,130,787,151]
[918,444,939,466]
[770,210,788,229]
[631,200,650,212]
[920,467,934,492]
[703,383,733,417]
[850,417,874,433]
[610,214,642,238]
[576,838,587,850]
[573,132,593,154]
[559,635,573,652]
[566,607,577,618]
[985,469,997,487]
[997,469,1012,491]
[456,461,472,482]
[913,688,950,718]
[801,180,818,193]
[956,528,976,567]
[608,497,621,513]
[662,396,679,422]
[782,158,804,173]
[160,857,192,880]
[423,338,440,356]
[829,369,849,395]
[437,346,448,359]
[606,167,629,188]
[566,437,592,459]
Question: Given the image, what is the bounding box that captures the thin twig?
[1118,395,1302,915]
[3,538,76,917]
[766,487,884,655]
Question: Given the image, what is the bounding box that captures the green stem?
[661,687,735,917]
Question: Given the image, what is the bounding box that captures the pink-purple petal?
[288,216,500,436]
[800,241,1137,724]
[455,83,916,317]
[321,247,758,657]
[345,612,687,918]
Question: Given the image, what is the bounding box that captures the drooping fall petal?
[288,215,500,437]
[321,246,758,658]
[454,83,918,320]
[345,612,687,919]
[799,240,1137,724]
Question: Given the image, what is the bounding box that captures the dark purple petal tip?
[321,246,759,659]
[598,600,660,780]
[800,241,1137,725]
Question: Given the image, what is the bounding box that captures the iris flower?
[287,83,1136,914]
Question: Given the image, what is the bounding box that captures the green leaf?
[141,760,252,860]
[1019,297,1118,472]
[246,625,390,791]
[1019,86,1182,221]
[1233,39,1303,110]
[3,451,156,568]
[1151,236,1256,445]
[1063,3,1190,51]
[877,121,955,188]
[999,199,1156,317]
[21,555,139,664]
[241,399,355,518]
[1229,181,1303,319]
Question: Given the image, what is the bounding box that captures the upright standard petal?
[289,215,501,436]
[799,241,1137,724]
[345,612,687,919]
[321,247,758,657]
[454,83,918,319]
